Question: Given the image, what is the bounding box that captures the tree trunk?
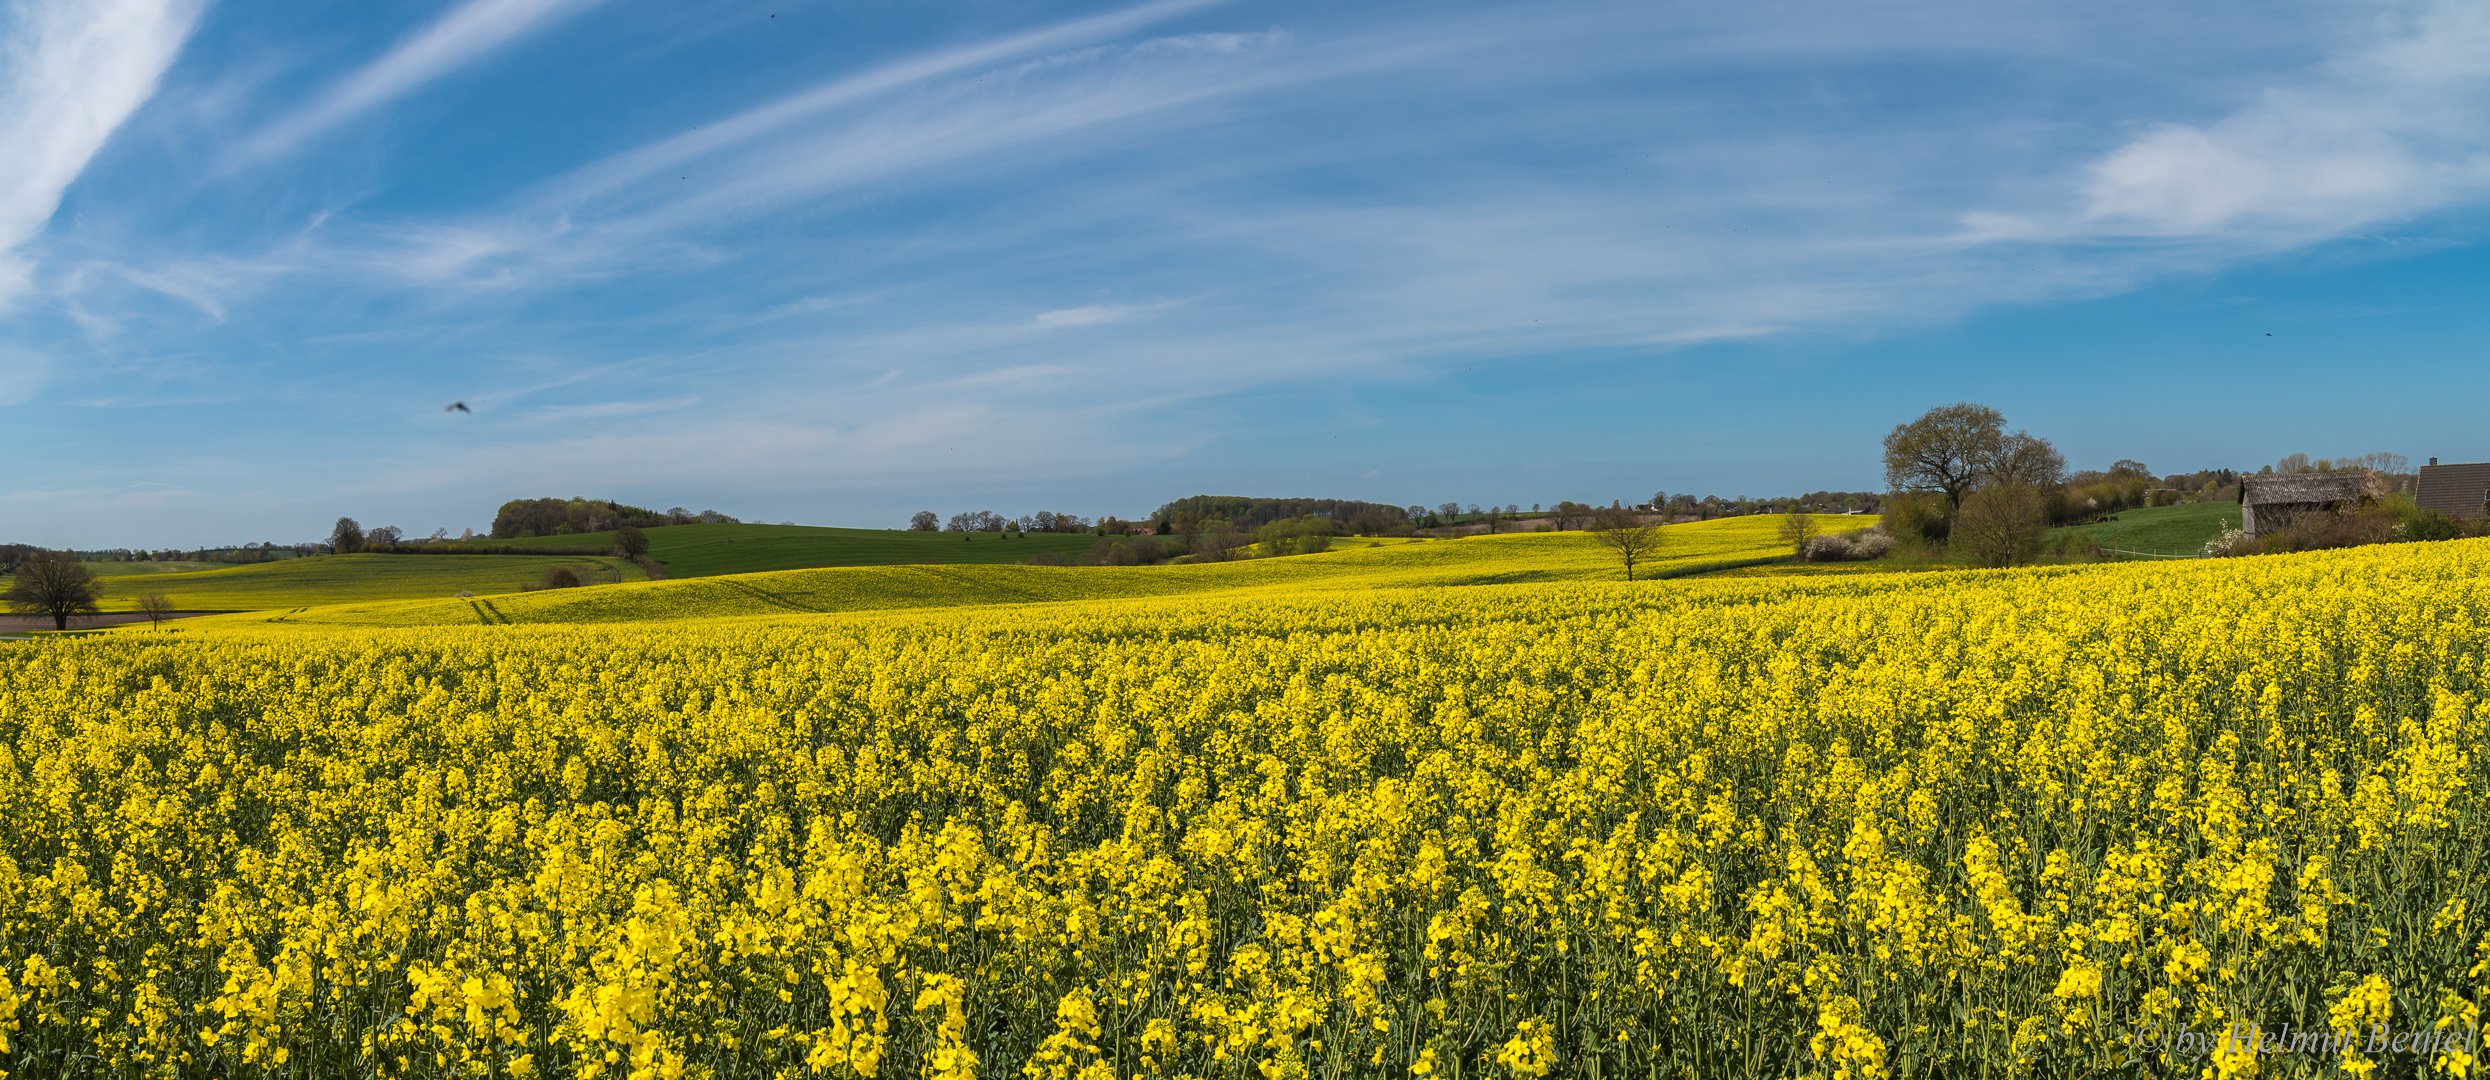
[52,611,68,631]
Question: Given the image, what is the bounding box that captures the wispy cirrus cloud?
[1032,303,1163,328]
[1970,0,2490,247]
[17,0,2490,548]
[546,0,1233,205]
[0,0,202,308]
[233,0,602,166]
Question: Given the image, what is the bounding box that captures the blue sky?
[4,0,2488,547]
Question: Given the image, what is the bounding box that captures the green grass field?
[62,554,645,612]
[84,560,235,576]
[2053,500,2238,555]
[196,515,1865,628]
[454,523,1106,575]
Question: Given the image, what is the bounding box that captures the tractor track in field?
[711,579,826,614]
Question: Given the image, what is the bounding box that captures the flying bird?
[446,402,471,413]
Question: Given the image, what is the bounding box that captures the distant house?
[2416,458,2490,520]
[2239,472,2378,537]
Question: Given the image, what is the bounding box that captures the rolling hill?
[196,515,1862,628]
[457,522,1106,575]
[69,554,645,612]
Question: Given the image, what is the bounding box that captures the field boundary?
[1650,555,1794,580]
[2100,546,2204,560]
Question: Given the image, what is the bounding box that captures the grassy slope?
[218,515,1864,628]
[2055,501,2239,554]
[85,561,234,576]
[74,554,645,612]
[459,523,1105,575]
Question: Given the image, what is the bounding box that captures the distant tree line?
[64,541,327,565]
[1021,513,1338,568]
[922,510,1104,534]
[1150,496,1411,536]
[490,498,736,539]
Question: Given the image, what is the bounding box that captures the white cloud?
[0,0,202,308]
[547,0,1233,204]
[1032,304,1155,328]
[236,0,602,164]
[2005,0,2490,244]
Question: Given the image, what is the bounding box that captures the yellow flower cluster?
[3,537,2490,1077]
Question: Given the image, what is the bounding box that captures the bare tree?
[5,552,101,630]
[1954,482,2048,567]
[1882,403,2006,515]
[1988,431,2066,488]
[330,517,365,554]
[1589,507,1665,581]
[136,593,176,630]
[1778,508,1819,558]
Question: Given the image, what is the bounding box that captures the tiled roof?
[2416,462,2490,518]
[2240,472,2374,506]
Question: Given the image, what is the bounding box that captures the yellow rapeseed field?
[3,533,2487,1078]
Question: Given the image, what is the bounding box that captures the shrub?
[1953,483,2047,568]
[1799,527,1893,562]
[1883,492,1950,544]
[540,566,584,589]
[2221,505,2400,557]
[2393,506,2489,543]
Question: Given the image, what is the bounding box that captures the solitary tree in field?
[613,525,650,558]
[5,552,101,630]
[330,517,365,554]
[909,511,939,532]
[1882,403,2008,516]
[540,565,584,589]
[1779,508,1819,558]
[1589,507,1665,581]
[136,593,175,630]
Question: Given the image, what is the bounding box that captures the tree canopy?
[5,551,101,631]
[491,498,737,538]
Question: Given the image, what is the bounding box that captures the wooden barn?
[2416,458,2490,520]
[2239,472,2378,537]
